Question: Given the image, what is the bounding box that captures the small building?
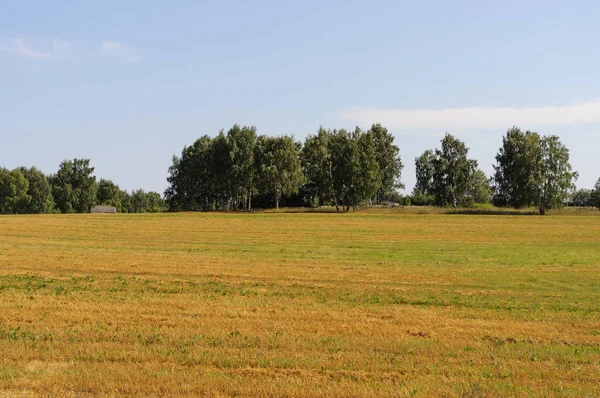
[91,205,117,214]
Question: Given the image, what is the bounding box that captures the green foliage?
[492,128,578,214]
[254,135,304,209]
[414,135,489,208]
[592,179,600,209]
[492,128,542,207]
[413,149,435,196]
[226,125,257,209]
[145,191,165,212]
[537,135,578,214]
[165,135,216,211]
[301,127,335,207]
[302,127,386,211]
[570,189,594,207]
[409,192,436,206]
[17,167,54,213]
[49,158,97,213]
[97,179,131,213]
[369,124,404,203]
[432,134,478,207]
[130,189,164,213]
[0,168,30,214]
[466,169,493,206]
[165,126,259,211]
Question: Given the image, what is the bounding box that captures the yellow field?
[1,212,600,397]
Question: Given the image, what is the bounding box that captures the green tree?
[592,179,600,209]
[492,128,542,207]
[131,189,149,213]
[212,131,234,209]
[49,158,97,213]
[328,127,380,211]
[328,128,356,211]
[466,169,492,205]
[165,135,216,211]
[146,191,165,212]
[535,135,578,215]
[97,179,126,212]
[226,125,257,210]
[120,189,133,213]
[353,128,381,208]
[17,166,54,213]
[369,124,403,203]
[255,135,304,209]
[301,127,335,207]
[570,189,594,207]
[432,134,477,207]
[413,149,436,196]
[302,127,381,211]
[0,168,30,214]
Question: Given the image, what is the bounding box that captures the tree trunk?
[249,191,252,210]
[539,207,545,215]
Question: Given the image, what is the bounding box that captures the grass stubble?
[0,211,599,396]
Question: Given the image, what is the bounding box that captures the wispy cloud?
[338,100,600,130]
[14,38,52,59]
[1,37,140,63]
[101,41,127,52]
[99,40,139,62]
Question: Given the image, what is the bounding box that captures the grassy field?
[1,211,599,397]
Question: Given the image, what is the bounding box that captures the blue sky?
[2,0,600,193]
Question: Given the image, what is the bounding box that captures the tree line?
[411,127,589,214]
[165,124,403,212]
[2,124,600,215]
[167,124,600,214]
[0,159,164,214]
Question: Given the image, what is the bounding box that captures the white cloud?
[14,38,52,59]
[101,41,127,52]
[338,100,600,130]
[100,40,140,62]
[0,37,139,63]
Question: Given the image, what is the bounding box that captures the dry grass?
[1,211,599,397]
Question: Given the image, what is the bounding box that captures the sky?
[2,0,600,194]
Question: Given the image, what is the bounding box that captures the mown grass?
[0,211,599,397]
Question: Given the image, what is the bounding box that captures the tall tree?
[301,127,335,207]
[353,128,381,208]
[369,124,403,203]
[255,135,304,209]
[328,128,356,211]
[414,149,436,196]
[535,135,578,214]
[120,189,133,213]
[493,128,578,214]
[0,168,30,214]
[492,128,542,207]
[212,131,234,209]
[432,134,477,207]
[131,189,149,213]
[49,159,97,213]
[165,135,216,211]
[226,125,257,210]
[17,166,54,213]
[145,191,165,212]
[466,168,492,205]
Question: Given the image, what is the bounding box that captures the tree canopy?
[2,123,593,215]
[492,128,578,214]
